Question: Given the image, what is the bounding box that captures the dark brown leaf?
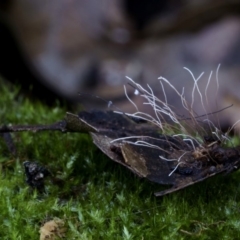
[74,111,240,196]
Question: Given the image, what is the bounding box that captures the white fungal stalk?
[112,65,237,176]
[120,65,221,136]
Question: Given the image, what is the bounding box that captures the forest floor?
[1,79,240,239]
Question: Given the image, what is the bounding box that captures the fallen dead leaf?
[39,218,66,240]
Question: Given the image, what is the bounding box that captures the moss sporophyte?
[1,65,240,196]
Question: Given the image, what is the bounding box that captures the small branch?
[0,120,67,133]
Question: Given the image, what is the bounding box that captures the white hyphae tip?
[134,89,139,95]
[108,101,113,108]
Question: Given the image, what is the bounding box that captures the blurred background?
[1,0,240,130]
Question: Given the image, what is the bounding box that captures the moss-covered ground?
[1,80,240,239]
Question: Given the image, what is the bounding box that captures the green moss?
[1,79,240,239]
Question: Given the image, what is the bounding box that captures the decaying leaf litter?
[1,65,240,196]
